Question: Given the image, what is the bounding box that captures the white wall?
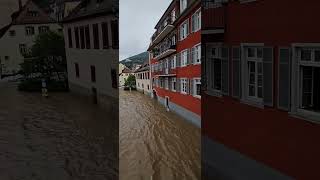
[0,23,61,75]
[119,72,131,87]
[135,70,151,94]
[63,15,118,99]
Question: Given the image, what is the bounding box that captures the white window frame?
[179,19,189,41]
[193,78,201,98]
[193,43,201,64]
[25,26,34,36]
[171,55,176,69]
[206,44,222,96]
[291,43,320,123]
[181,78,188,94]
[240,43,265,108]
[171,77,176,92]
[181,49,188,67]
[192,9,201,32]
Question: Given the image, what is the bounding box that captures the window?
[75,27,80,48]
[68,28,73,48]
[171,77,176,91]
[93,24,100,49]
[192,44,201,64]
[27,10,39,17]
[181,78,188,94]
[5,56,9,60]
[90,65,96,82]
[9,30,15,37]
[246,47,263,100]
[38,26,49,34]
[147,85,150,90]
[75,63,79,78]
[180,0,187,13]
[102,22,109,49]
[111,20,119,49]
[171,55,176,69]
[25,26,35,36]
[80,26,85,49]
[85,25,91,49]
[165,77,169,90]
[160,78,164,88]
[19,44,27,55]
[193,78,201,98]
[192,9,201,32]
[179,20,189,40]
[181,49,188,67]
[298,48,320,113]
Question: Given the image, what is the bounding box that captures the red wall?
[151,4,201,117]
[203,0,320,179]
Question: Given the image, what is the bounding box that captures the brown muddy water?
[120,90,201,180]
[0,82,118,180]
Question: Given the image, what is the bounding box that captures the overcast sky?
[119,0,171,61]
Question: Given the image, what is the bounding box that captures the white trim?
[192,43,202,65]
[201,29,224,35]
[193,77,201,99]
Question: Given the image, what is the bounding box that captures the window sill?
[205,90,222,98]
[193,95,201,99]
[240,98,264,109]
[289,109,320,124]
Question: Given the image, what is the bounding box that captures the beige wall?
[0,23,61,74]
[63,15,118,99]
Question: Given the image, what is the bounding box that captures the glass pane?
[258,75,263,86]
[249,85,255,97]
[315,50,320,62]
[301,49,312,61]
[258,62,262,74]
[249,73,255,85]
[248,61,255,73]
[248,48,255,58]
[214,58,221,90]
[257,48,263,58]
[258,87,263,98]
[302,66,313,109]
[196,84,201,95]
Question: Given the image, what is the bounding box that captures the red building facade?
[148,0,201,127]
[202,0,320,179]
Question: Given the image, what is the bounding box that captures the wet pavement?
[0,82,118,180]
[120,90,201,180]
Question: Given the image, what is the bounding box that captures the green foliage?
[20,31,67,80]
[124,74,136,88]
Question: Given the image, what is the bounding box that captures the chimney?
[18,0,22,10]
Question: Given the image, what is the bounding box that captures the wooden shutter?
[221,47,229,95]
[191,47,195,64]
[232,47,241,98]
[263,47,274,107]
[278,48,291,111]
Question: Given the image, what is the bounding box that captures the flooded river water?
[120,90,201,180]
[0,82,118,180]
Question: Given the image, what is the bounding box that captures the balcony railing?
[152,58,177,76]
[151,16,175,45]
[154,44,176,60]
[202,2,226,32]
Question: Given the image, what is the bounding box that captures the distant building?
[134,62,151,95]
[62,0,119,106]
[119,67,132,87]
[0,0,61,76]
[148,0,201,127]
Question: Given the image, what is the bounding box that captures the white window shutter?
[191,47,195,64]
[221,47,229,95]
[176,53,181,67]
[232,47,241,98]
[263,47,274,107]
[176,78,181,92]
[278,48,291,111]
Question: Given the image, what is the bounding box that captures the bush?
[18,79,69,92]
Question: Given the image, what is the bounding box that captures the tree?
[124,74,136,89]
[20,31,67,81]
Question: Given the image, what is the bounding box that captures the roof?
[122,67,132,74]
[134,61,150,73]
[11,0,56,25]
[0,24,11,39]
[62,0,118,23]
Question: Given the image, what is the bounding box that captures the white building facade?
[134,64,151,95]
[63,0,119,106]
[0,0,61,76]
